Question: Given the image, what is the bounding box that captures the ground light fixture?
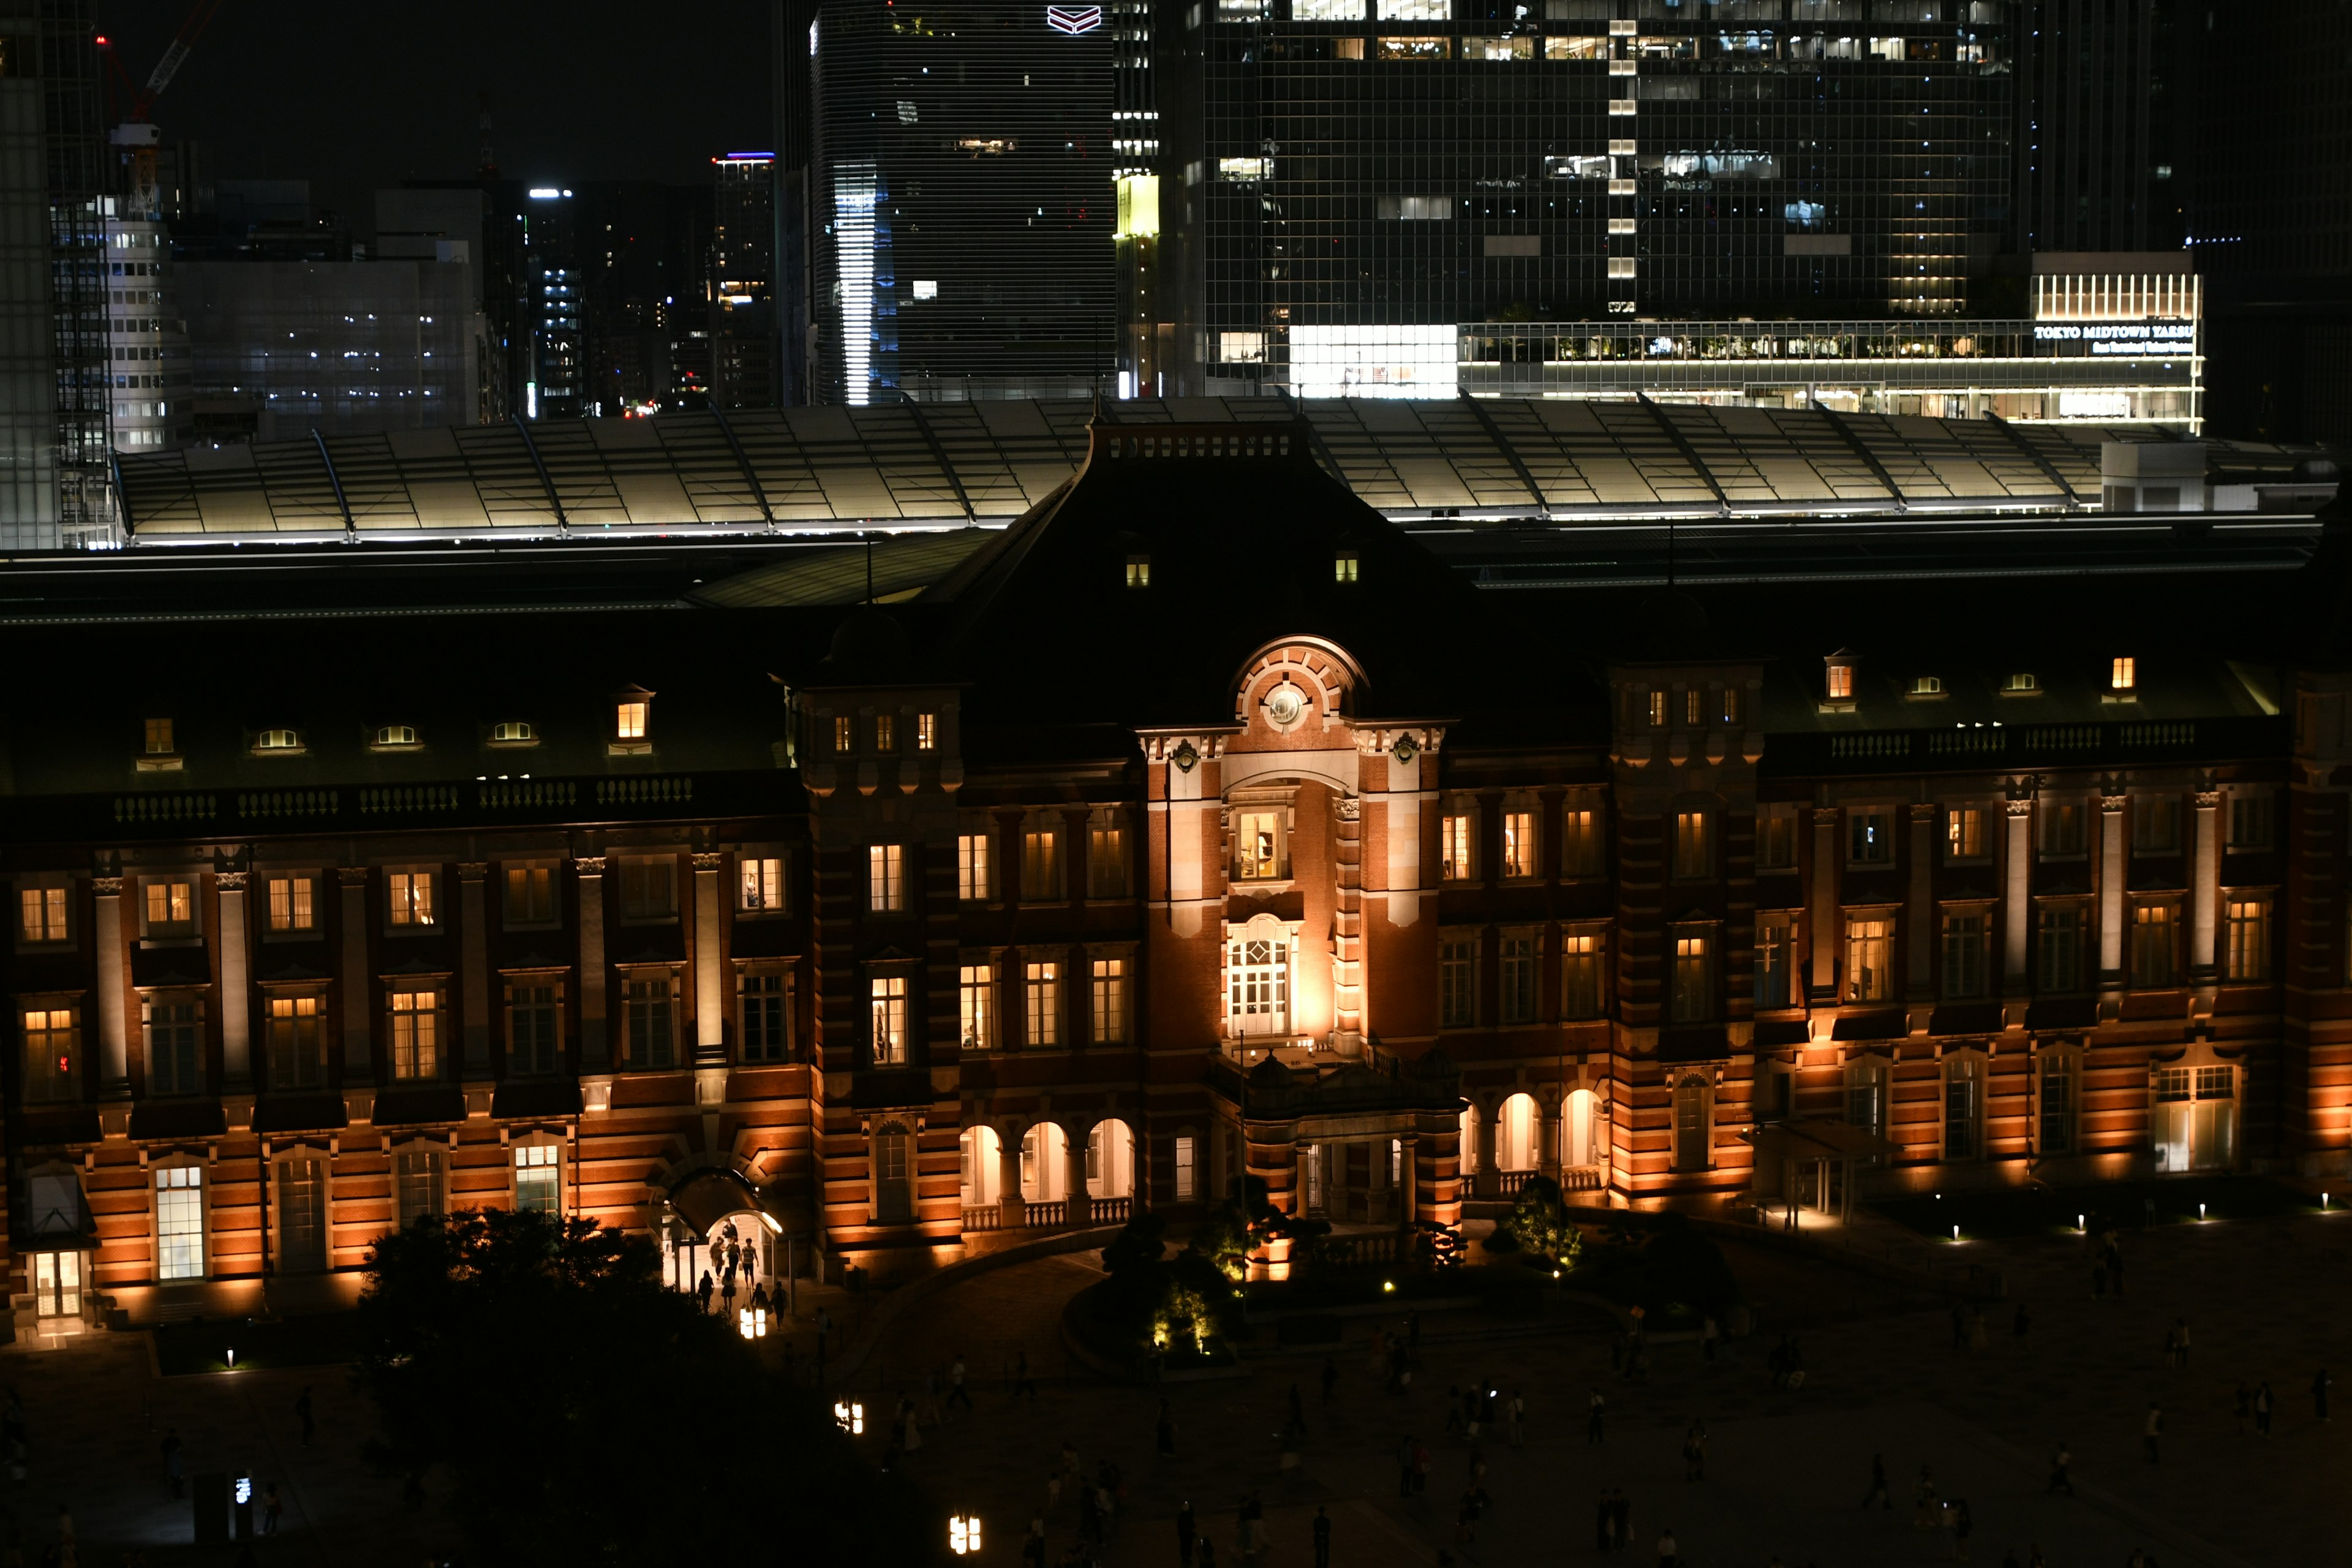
[834,1400,864,1435]
[1951,1224,1961,1241]
[739,1306,769,1338]
[950,1515,982,1555]
[2200,1203,2208,1221]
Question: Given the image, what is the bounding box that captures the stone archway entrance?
[659,1167,782,1318]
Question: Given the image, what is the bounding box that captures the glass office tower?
[1160,0,2011,396]
[810,0,1117,404]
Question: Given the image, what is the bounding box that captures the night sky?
[96,0,777,231]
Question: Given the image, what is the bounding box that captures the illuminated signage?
[2033,320,2196,358]
[1047,5,1104,33]
[234,1476,253,1506]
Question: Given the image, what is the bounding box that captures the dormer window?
[1334,549,1359,584]
[833,715,854,753]
[616,701,647,740]
[255,728,302,754]
[1126,555,1151,589]
[2111,656,2136,691]
[875,713,897,752]
[374,725,419,749]
[916,712,937,750]
[491,720,536,745]
[2002,672,2038,693]
[145,718,174,755]
[1909,676,1942,696]
[611,688,654,755]
[1825,661,1854,701]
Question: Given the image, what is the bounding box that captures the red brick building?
[6,421,2348,1333]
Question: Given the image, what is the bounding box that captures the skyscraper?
[522,187,582,419]
[807,0,1117,404]
[712,154,778,409]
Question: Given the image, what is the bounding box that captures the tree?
[355,1208,932,1567]
[1494,1174,1584,1268]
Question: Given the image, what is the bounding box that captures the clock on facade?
[1265,684,1306,727]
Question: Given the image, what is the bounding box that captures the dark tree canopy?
[356,1208,934,1567]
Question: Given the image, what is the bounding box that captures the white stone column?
[2100,795,2127,981]
[998,1135,1025,1227]
[693,852,726,1061]
[1064,1131,1091,1226]
[2192,790,2222,972]
[1809,808,1839,998]
[92,877,128,1093]
[576,858,608,1070]
[2002,801,2031,993]
[217,872,251,1084]
[1476,1106,1500,1199]
[458,864,491,1074]
[339,867,374,1079]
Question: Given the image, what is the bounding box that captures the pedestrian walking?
[1860,1452,1890,1510]
[948,1354,975,1411]
[262,1482,282,1536]
[1178,1501,1196,1566]
[2256,1381,2274,1437]
[696,1270,715,1314]
[1951,1498,1973,1561]
[2045,1442,2073,1496]
[2142,1403,2163,1463]
[2172,1317,2192,1370]
[1681,1419,1707,1482]
[1305,1502,1329,1567]
[1654,1525,1678,1567]
[1913,1468,1939,1529]
[159,1430,184,1499]
[1588,1387,1607,1445]
[1454,1487,1482,1545]
[2315,1366,2333,1420]
[1702,1316,1719,1363]
[295,1386,315,1447]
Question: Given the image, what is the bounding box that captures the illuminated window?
[18,885,67,943]
[1825,662,1853,701]
[387,871,436,927]
[255,728,301,752]
[1334,550,1359,583]
[1236,810,1284,882]
[1091,957,1129,1044]
[1562,931,1604,1019]
[1849,807,1893,865]
[1844,916,1892,1002]
[739,856,785,912]
[2130,903,2177,988]
[2111,656,2136,691]
[833,715,853,752]
[869,843,906,913]
[1646,690,1666,728]
[1683,689,1702,726]
[1670,935,1712,1023]
[1721,687,1741,726]
[266,876,315,932]
[1229,932,1291,1035]
[144,717,173,754]
[491,720,535,743]
[507,865,556,925]
[390,991,440,1081]
[2003,672,2038,693]
[1672,812,1709,879]
[916,712,937,750]
[267,995,322,1088]
[1561,808,1602,875]
[1126,555,1152,589]
[1910,676,1943,696]
[1946,807,1984,859]
[2225,897,2271,982]
[1088,810,1129,897]
[616,700,647,740]
[144,878,195,932]
[1501,810,1537,879]
[156,1167,203,1281]
[514,1145,560,1214]
[22,1007,79,1102]
[1022,827,1063,901]
[374,724,418,747]
[1175,1134,1198,1201]
[960,964,994,1050]
[508,982,560,1076]
[1440,808,1475,881]
[958,832,993,902]
[869,974,909,1063]
[875,713,897,752]
[1755,914,1795,1009]
[1023,963,1060,1047]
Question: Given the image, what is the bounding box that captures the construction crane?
[96,0,228,217]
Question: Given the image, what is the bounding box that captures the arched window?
[1564,1088,1600,1169]
[1497,1093,1540,1172]
[959,1125,1001,1208]
[1226,913,1292,1037]
[874,1122,913,1223]
[1020,1123,1068,1202]
[1086,1120,1135,1199]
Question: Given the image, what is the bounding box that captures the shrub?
[1498,1174,1583,1267]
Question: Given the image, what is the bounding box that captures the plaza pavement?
[4,1208,2347,1566]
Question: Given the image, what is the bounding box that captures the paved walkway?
[6,1210,2346,1565]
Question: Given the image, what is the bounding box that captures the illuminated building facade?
[9,424,2348,1331]
[807,0,1117,404]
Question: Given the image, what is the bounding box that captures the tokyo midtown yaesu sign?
[1047,5,1104,33]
